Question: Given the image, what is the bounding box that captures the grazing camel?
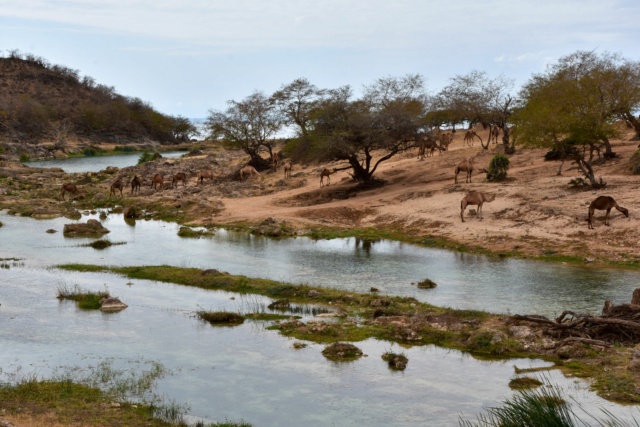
[240,165,261,180]
[131,176,142,195]
[461,192,496,222]
[417,137,441,160]
[60,183,78,200]
[320,168,338,187]
[197,170,215,185]
[284,162,293,179]
[172,172,187,188]
[110,178,124,197]
[271,151,280,172]
[490,126,500,144]
[455,157,475,184]
[464,130,479,147]
[587,196,629,229]
[150,173,164,190]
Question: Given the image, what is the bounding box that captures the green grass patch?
[197,311,245,326]
[509,376,543,389]
[56,284,110,309]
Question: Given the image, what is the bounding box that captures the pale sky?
[1,0,638,119]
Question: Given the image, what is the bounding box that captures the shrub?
[137,150,154,164]
[630,150,640,174]
[19,153,30,162]
[486,154,510,182]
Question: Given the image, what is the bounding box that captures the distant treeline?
[0,50,198,145]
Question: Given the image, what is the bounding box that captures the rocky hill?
[0,52,194,161]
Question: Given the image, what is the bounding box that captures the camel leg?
[478,203,483,219]
[605,208,612,226]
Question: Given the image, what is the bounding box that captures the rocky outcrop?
[63,219,110,237]
[99,297,128,312]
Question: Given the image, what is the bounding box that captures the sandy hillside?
[210,126,640,263]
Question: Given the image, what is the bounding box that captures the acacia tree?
[271,78,324,139]
[307,74,426,182]
[205,91,282,168]
[517,51,640,163]
[438,71,517,152]
[513,51,640,188]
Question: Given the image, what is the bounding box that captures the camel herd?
[58,133,631,230]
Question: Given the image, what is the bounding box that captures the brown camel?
[284,162,293,179]
[150,173,164,190]
[417,136,441,160]
[60,183,78,200]
[455,157,475,184]
[271,151,280,172]
[490,126,500,144]
[197,170,215,185]
[439,132,454,151]
[110,178,124,197]
[240,165,262,180]
[131,176,142,195]
[320,168,338,187]
[172,172,187,188]
[587,196,629,229]
[464,130,479,147]
[461,192,496,222]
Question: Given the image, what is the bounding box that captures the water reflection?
[2,266,638,426]
[1,212,639,318]
[27,151,186,173]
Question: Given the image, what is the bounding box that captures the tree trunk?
[624,112,640,139]
[501,126,515,154]
[348,156,372,182]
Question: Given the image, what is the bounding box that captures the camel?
[490,126,500,144]
[110,178,124,197]
[587,196,629,229]
[240,165,262,180]
[417,136,441,160]
[172,172,187,188]
[197,170,215,185]
[455,157,475,184]
[131,176,142,195]
[271,151,280,172]
[284,162,293,179]
[320,168,338,187]
[60,183,78,200]
[150,173,164,190]
[461,191,496,222]
[439,132,454,151]
[464,130,479,147]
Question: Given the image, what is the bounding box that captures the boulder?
[63,219,110,237]
[99,297,128,312]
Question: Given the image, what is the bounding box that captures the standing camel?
[150,173,164,190]
[464,130,479,147]
[587,196,629,229]
[455,157,475,184]
[439,132,454,151]
[60,183,78,200]
[110,178,124,197]
[320,168,338,187]
[284,162,293,179]
[172,172,187,188]
[197,170,215,185]
[271,151,280,172]
[131,176,142,195]
[417,137,441,160]
[240,165,262,180]
[490,126,500,144]
[461,192,496,222]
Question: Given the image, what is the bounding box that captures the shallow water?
[26,151,186,173]
[2,212,640,425]
[1,212,639,318]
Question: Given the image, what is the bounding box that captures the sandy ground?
[207,127,640,264]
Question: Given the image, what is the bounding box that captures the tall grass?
[459,383,640,427]
[56,283,110,309]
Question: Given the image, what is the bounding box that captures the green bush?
[487,154,510,182]
[137,151,155,165]
[630,150,640,174]
[19,153,30,162]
